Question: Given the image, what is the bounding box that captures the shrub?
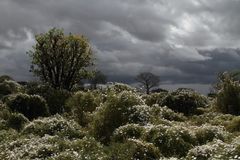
[7,93,49,120]
[7,113,29,131]
[214,73,240,115]
[0,134,107,160]
[161,89,208,115]
[109,139,161,159]
[26,83,71,114]
[91,91,144,143]
[144,124,195,157]
[151,105,186,122]
[112,124,145,142]
[226,116,240,132]
[128,105,152,124]
[22,115,85,139]
[144,92,167,106]
[0,75,13,83]
[187,138,240,160]
[66,91,100,126]
[106,83,136,93]
[0,80,22,98]
[194,124,226,145]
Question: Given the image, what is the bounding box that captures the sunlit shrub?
[144,124,195,157]
[7,113,29,131]
[194,124,226,145]
[161,89,208,115]
[91,91,144,143]
[187,138,240,160]
[109,139,161,159]
[128,105,152,124]
[226,116,240,132]
[22,115,85,139]
[151,105,186,122]
[144,92,167,106]
[7,93,49,120]
[106,83,136,93]
[66,91,100,126]
[112,124,145,142]
[0,134,107,160]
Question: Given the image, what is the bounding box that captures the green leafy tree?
[90,70,107,89]
[28,28,93,90]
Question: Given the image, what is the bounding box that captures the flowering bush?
[161,89,208,115]
[226,116,240,132]
[112,124,145,142]
[144,124,195,157]
[109,139,161,159]
[0,135,107,160]
[66,91,101,126]
[6,93,49,120]
[151,105,186,122]
[22,115,85,139]
[194,124,227,145]
[128,105,152,124]
[91,91,144,143]
[144,92,167,106]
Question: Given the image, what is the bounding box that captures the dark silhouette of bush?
[25,83,71,114]
[7,113,29,131]
[7,93,49,120]
[214,72,240,115]
[161,89,208,115]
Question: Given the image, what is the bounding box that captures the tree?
[28,28,93,90]
[90,70,107,89]
[135,72,160,94]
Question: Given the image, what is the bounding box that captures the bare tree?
[135,72,160,94]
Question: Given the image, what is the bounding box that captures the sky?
[1,0,240,94]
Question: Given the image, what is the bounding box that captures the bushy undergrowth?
[6,93,49,120]
[25,83,71,115]
[0,80,22,99]
[161,89,208,115]
[91,91,144,143]
[1,78,240,159]
[22,115,85,139]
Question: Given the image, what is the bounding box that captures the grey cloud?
[1,0,240,92]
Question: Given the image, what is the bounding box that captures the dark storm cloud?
[1,0,240,91]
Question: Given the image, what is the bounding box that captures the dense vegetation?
[0,73,240,160]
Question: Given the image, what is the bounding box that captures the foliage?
[161,89,208,115]
[90,70,107,89]
[66,91,100,126]
[28,28,93,90]
[26,83,71,114]
[144,92,167,106]
[151,105,187,122]
[7,113,29,131]
[214,72,240,115]
[112,124,145,142]
[91,91,144,143]
[0,80,22,98]
[106,83,136,93]
[22,115,85,139]
[6,93,49,120]
[144,124,196,157]
[226,116,240,132]
[109,139,161,160]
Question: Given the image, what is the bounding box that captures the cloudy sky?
[1,0,240,93]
